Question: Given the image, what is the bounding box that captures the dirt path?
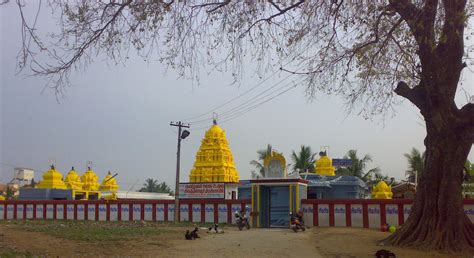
[163,228,319,257]
[1,223,472,257]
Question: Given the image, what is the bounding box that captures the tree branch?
[240,0,305,37]
[394,81,428,110]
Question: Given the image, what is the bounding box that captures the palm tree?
[139,178,174,194]
[404,148,425,183]
[250,144,273,178]
[291,145,316,174]
[336,150,381,182]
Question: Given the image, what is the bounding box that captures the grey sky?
[1,3,472,190]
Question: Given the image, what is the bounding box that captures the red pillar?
[362,204,369,228]
[328,204,335,227]
[345,204,352,227]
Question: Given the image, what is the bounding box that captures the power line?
[180,52,309,123]
[190,78,304,130]
[186,73,295,125]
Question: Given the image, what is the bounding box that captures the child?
[190,227,200,239]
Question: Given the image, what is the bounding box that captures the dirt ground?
[0,221,472,257]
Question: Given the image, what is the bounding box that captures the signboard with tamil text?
[179,183,225,199]
[332,159,352,167]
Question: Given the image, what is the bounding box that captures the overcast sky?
[1,3,473,190]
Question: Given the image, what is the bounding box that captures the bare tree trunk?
[384,122,474,252]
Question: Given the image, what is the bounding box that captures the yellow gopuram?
[81,167,100,191]
[100,171,119,192]
[189,121,240,183]
[371,181,393,199]
[64,167,83,190]
[37,165,68,189]
[315,151,336,176]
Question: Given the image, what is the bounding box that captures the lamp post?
[170,121,190,223]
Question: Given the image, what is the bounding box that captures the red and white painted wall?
[2,199,473,228]
[0,199,250,224]
[301,199,474,228]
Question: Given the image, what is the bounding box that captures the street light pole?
[170,121,190,223]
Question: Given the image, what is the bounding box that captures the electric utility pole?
[170,121,190,223]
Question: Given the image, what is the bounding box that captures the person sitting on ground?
[375,249,396,258]
[185,230,193,240]
[190,227,200,239]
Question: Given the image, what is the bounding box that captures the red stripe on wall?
[74,204,78,220]
[201,203,205,223]
[152,203,156,222]
[13,204,17,219]
[313,204,319,227]
[329,204,335,227]
[329,204,334,227]
[95,203,99,221]
[63,204,67,220]
[106,203,111,221]
[227,203,232,224]
[23,204,27,220]
[214,203,218,224]
[129,204,133,221]
[43,204,47,219]
[141,203,145,221]
[117,203,122,221]
[164,203,168,222]
[362,204,369,228]
[380,204,387,227]
[84,204,89,220]
[345,204,351,227]
[53,204,57,220]
[33,204,36,220]
[398,203,404,225]
[189,204,193,222]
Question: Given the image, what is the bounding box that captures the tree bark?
[383,122,474,253]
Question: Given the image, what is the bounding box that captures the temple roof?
[300,174,367,188]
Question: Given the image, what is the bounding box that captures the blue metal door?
[269,186,289,227]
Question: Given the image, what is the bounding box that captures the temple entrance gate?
[250,179,308,228]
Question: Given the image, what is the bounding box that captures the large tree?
[10,0,474,252]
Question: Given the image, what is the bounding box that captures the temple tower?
[189,121,239,183]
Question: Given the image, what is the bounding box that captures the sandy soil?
[1,223,472,257]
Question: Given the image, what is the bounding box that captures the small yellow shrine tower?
[371,181,393,199]
[100,171,119,191]
[81,167,100,191]
[37,165,68,189]
[189,120,240,183]
[64,167,83,190]
[315,151,336,176]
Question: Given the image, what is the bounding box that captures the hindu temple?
[371,181,393,199]
[188,120,239,183]
[36,165,67,189]
[100,171,119,192]
[64,167,83,190]
[19,165,119,200]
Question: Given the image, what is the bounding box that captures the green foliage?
[335,150,381,183]
[138,178,173,194]
[290,145,316,174]
[250,144,272,178]
[404,148,425,183]
[5,186,15,199]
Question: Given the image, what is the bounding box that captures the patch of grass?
[0,248,33,258]
[0,220,229,242]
